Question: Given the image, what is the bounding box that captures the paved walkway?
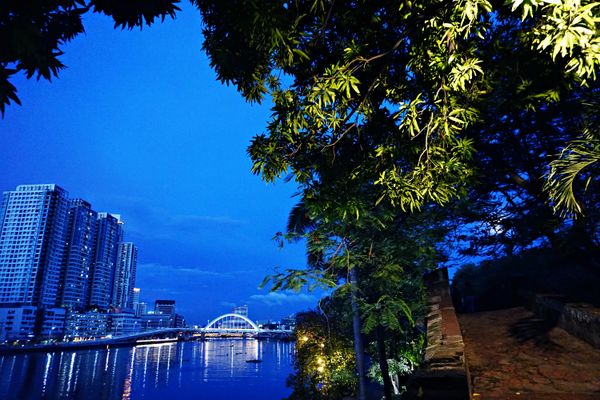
[459,307,600,399]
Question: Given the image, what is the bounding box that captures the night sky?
[0,4,317,325]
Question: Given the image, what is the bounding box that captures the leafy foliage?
[6,0,600,392]
[198,0,600,215]
[545,98,600,216]
[196,3,600,395]
[263,194,443,397]
[286,309,357,400]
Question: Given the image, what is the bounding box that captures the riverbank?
[0,336,182,355]
[0,331,293,356]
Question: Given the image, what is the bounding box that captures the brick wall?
[404,268,470,400]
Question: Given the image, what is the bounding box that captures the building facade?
[87,213,123,310]
[108,312,141,336]
[132,287,144,316]
[60,199,97,311]
[40,307,67,339]
[65,311,109,339]
[141,313,172,330]
[0,306,37,341]
[0,184,70,307]
[154,300,176,316]
[112,243,137,309]
[136,301,147,317]
[233,305,248,317]
[0,184,139,340]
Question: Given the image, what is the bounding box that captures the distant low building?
[259,321,279,330]
[136,302,147,317]
[0,306,37,341]
[172,313,186,328]
[140,311,186,330]
[40,308,67,339]
[109,312,141,336]
[141,312,172,330]
[154,300,176,316]
[65,311,108,339]
[257,316,295,331]
[233,305,248,317]
[280,316,296,331]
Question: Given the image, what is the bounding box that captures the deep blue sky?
[0,4,317,325]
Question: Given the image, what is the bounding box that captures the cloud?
[167,214,246,229]
[98,195,247,240]
[138,262,234,278]
[248,292,317,306]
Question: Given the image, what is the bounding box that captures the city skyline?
[0,183,144,340]
[0,5,314,325]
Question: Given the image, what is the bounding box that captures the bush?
[452,248,600,312]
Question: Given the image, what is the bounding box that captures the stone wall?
[526,292,600,349]
[404,268,470,400]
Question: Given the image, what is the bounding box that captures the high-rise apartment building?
[112,243,138,309]
[132,287,141,305]
[0,184,70,307]
[132,287,143,316]
[0,184,140,340]
[88,213,123,310]
[60,199,97,310]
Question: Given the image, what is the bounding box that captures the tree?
[0,0,181,115]
[5,1,600,230]
[4,1,600,216]
[286,306,357,400]
[545,97,600,217]
[198,0,600,215]
[6,0,600,392]
[267,187,447,398]
[198,3,600,396]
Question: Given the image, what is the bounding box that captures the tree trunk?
[350,267,367,400]
[376,324,394,399]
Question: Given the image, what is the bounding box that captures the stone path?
[459,307,600,399]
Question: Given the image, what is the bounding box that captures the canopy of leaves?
[198,0,600,217]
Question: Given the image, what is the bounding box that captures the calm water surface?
[0,339,295,399]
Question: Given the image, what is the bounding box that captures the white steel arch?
[205,313,260,331]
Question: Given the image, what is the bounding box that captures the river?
[0,339,295,400]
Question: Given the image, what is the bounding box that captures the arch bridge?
[203,313,260,333]
[107,313,291,343]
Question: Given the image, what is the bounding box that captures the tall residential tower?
[59,199,97,311]
[112,243,138,309]
[88,213,123,310]
[0,184,70,307]
[0,184,138,340]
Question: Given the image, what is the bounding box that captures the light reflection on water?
[0,339,295,400]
